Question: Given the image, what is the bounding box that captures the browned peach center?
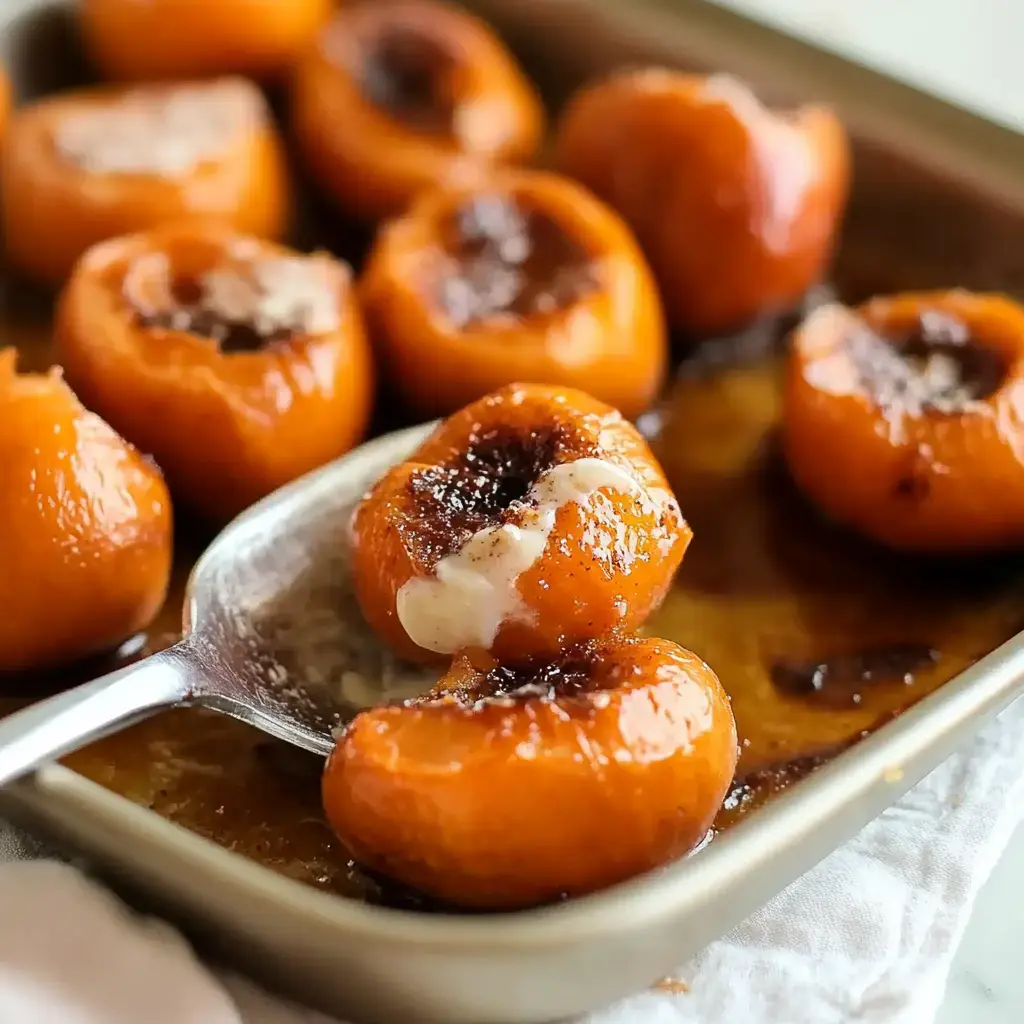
[122,254,342,353]
[436,647,606,706]
[434,194,599,328]
[403,422,586,569]
[846,309,1007,416]
[357,23,458,133]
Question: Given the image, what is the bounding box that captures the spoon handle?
[0,647,192,787]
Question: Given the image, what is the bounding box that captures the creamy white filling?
[396,457,652,654]
[54,79,264,177]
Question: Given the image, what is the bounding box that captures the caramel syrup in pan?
[2,279,1023,910]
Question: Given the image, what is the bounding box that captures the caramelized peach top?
[350,383,689,664]
[784,290,1024,552]
[430,190,601,327]
[119,237,346,351]
[0,350,172,672]
[291,0,544,222]
[1,78,289,283]
[360,170,667,419]
[55,223,374,522]
[50,79,266,178]
[323,634,738,909]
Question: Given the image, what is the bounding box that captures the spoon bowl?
[0,421,437,785]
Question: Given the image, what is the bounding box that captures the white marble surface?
[708,2,1023,1021]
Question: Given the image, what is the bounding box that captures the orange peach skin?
[556,70,850,338]
[79,0,333,81]
[351,384,690,664]
[1,82,289,285]
[291,0,544,223]
[54,224,375,523]
[0,350,172,673]
[323,635,738,909]
[360,171,668,420]
[784,291,1024,553]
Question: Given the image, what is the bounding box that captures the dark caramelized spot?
[402,420,592,567]
[847,310,1007,416]
[359,25,457,133]
[770,643,939,709]
[438,195,599,328]
[892,446,937,502]
[893,472,930,501]
[477,651,596,700]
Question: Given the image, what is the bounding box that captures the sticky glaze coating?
[79,0,333,81]
[54,223,374,523]
[0,79,289,284]
[351,384,689,665]
[0,350,172,672]
[291,0,544,223]
[360,171,667,419]
[555,70,850,338]
[783,291,1024,552]
[322,634,738,910]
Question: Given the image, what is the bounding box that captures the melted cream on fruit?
[54,79,264,177]
[396,457,656,654]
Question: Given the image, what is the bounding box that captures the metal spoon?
[0,421,440,788]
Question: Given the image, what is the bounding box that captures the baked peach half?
[0,350,172,673]
[783,291,1024,552]
[79,0,333,81]
[55,224,374,523]
[556,69,850,338]
[291,0,544,223]
[1,78,289,284]
[350,383,689,665]
[322,635,738,909]
[360,171,667,419]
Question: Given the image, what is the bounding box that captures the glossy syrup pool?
[2,270,1022,910]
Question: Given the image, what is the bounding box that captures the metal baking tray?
[3,1,1024,1022]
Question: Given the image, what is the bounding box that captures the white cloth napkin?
[1,699,1023,1024]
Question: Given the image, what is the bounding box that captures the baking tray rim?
[0,0,1023,953]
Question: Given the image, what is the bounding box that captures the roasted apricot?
[783,291,1024,552]
[1,78,289,284]
[291,0,544,223]
[351,383,689,665]
[323,634,738,909]
[0,350,172,673]
[54,223,374,523]
[360,171,667,419]
[556,70,850,338]
[79,0,332,82]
